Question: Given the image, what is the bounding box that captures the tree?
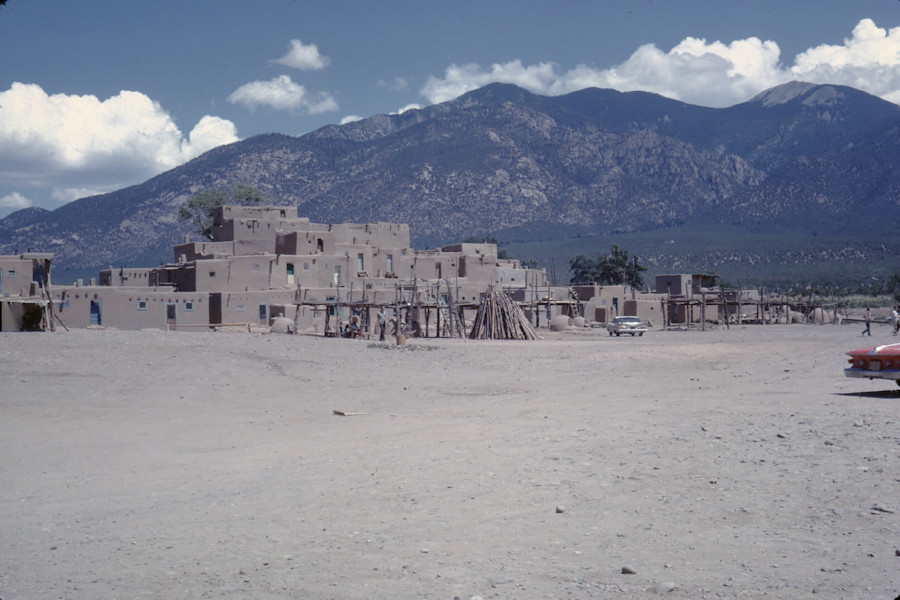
[178,184,266,240]
[888,271,900,302]
[568,244,647,288]
[569,254,597,283]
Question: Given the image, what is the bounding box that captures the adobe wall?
[185,257,280,293]
[441,242,496,256]
[213,206,302,243]
[457,253,499,283]
[655,274,692,297]
[623,299,662,326]
[497,266,545,289]
[173,241,235,262]
[0,257,35,296]
[99,268,157,287]
[214,290,296,327]
[583,286,664,324]
[216,205,299,221]
[1,301,27,331]
[275,231,336,256]
[54,286,211,330]
[330,222,411,249]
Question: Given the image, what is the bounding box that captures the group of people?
[339,307,393,340]
[338,307,404,342]
[862,305,900,336]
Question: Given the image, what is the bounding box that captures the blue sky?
[2,0,900,217]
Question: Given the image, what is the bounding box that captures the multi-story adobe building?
[2,206,681,333]
[0,252,54,331]
[47,205,557,334]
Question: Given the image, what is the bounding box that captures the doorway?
[89,300,102,326]
[166,303,177,329]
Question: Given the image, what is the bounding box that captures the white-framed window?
[184,301,194,311]
[236,304,246,312]
[137,300,149,310]
[357,253,364,271]
[7,270,15,278]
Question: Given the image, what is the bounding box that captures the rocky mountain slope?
[2,81,899,285]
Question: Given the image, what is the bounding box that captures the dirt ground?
[2,322,899,599]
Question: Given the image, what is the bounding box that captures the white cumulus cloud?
[420,18,900,108]
[182,115,239,157]
[792,18,900,104]
[273,39,331,70]
[422,61,561,104]
[0,191,32,210]
[228,75,339,114]
[0,82,240,210]
[391,103,422,115]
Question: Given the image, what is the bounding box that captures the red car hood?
[847,343,900,357]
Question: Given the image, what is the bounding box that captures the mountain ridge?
[2,81,899,286]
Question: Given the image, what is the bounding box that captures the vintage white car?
[606,316,648,336]
[845,342,900,387]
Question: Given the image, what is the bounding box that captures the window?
[236,304,246,312]
[137,300,149,310]
[209,271,216,278]
[333,266,341,286]
[184,301,194,311]
[386,254,393,273]
[252,264,260,271]
[7,270,15,278]
[357,253,364,271]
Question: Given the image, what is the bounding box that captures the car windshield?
[617,317,640,322]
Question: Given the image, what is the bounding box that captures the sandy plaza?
[2,323,899,599]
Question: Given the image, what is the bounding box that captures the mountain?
[2,81,899,287]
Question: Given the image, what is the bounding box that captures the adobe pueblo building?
[40,205,572,335]
[2,206,783,334]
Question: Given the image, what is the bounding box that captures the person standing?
[892,305,899,336]
[377,306,387,341]
[862,307,872,336]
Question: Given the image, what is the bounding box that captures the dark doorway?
[89,300,102,326]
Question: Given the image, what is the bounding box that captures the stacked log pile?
[469,290,538,340]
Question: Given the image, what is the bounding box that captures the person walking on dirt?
[377,307,387,341]
[862,308,872,336]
